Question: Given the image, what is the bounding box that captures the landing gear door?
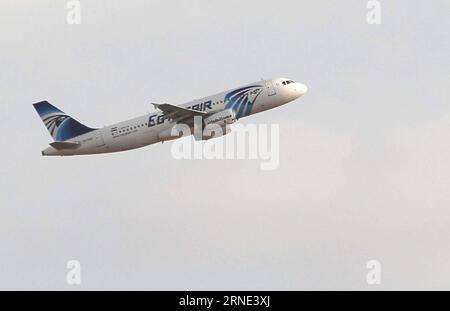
[265,80,276,96]
[95,131,105,147]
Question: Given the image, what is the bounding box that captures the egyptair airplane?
[33,78,307,156]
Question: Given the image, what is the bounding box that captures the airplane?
[33,78,307,156]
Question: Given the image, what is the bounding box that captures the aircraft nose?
[296,83,308,96]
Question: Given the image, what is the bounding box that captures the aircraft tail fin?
[33,101,96,141]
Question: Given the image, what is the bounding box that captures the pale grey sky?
[0,0,449,290]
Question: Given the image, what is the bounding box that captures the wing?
[152,103,205,120]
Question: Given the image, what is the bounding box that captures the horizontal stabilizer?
[49,141,80,150]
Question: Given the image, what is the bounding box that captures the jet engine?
[197,109,237,140]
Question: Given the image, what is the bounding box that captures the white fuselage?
[42,78,307,156]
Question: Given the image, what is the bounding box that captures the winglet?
[150,102,161,110]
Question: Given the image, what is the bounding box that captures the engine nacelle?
[196,109,236,141]
[204,109,237,126]
[158,109,237,142]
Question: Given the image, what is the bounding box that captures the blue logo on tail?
[33,101,96,141]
